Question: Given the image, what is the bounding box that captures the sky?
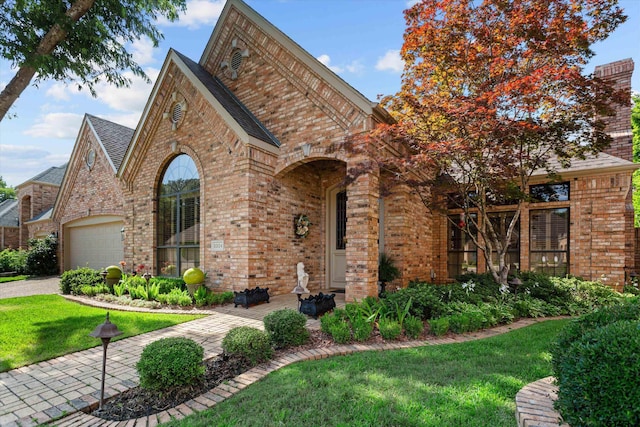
[0,0,639,188]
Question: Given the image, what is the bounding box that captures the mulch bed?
[91,330,339,421]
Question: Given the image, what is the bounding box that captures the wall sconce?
[120,227,125,241]
[302,143,311,157]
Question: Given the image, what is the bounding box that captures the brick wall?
[0,227,19,249]
[17,183,59,248]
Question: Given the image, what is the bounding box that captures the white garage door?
[67,220,124,270]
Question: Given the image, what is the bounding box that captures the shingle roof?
[22,164,67,187]
[29,207,52,222]
[534,152,638,176]
[86,114,134,170]
[174,50,280,148]
[0,199,18,227]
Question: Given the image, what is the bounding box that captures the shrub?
[153,277,186,294]
[263,309,310,349]
[25,236,58,276]
[208,291,234,305]
[0,248,27,273]
[351,317,373,342]
[328,320,351,344]
[428,317,450,336]
[136,337,204,390]
[403,315,424,339]
[80,285,109,296]
[222,327,272,366]
[383,284,444,320]
[113,281,127,297]
[378,317,402,340]
[59,267,103,295]
[320,311,342,335]
[165,288,191,305]
[448,313,472,333]
[553,320,640,426]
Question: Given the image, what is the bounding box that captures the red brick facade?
[15,0,635,297]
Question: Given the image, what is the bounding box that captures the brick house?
[52,114,131,270]
[22,0,635,300]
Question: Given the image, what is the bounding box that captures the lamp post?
[89,312,123,409]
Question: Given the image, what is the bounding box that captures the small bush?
[378,317,402,340]
[320,312,342,335]
[59,267,103,295]
[449,313,472,333]
[263,309,310,349]
[25,236,58,276]
[194,285,209,307]
[208,291,233,305]
[428,317,450,336]
[153,277,186,294]
[553,320,640,426]
[0,248,27,274]
[383,284,444,320]
[80,285,109,297]
[328,321,351,344]
[136,337,204,390]
[222,326,273,366]
[165,288,191,305]
[351,317,373,342]
[403,315,424,339]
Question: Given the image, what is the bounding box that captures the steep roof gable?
[85,114,134,170]
[0,199,18,227]
[17,164,67,188]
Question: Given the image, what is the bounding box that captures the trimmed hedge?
[263,309,309,349]
[222,326,273,366]
[59,267,103,295]
[136,337,204,390]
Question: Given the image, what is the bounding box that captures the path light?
[509,277,523,296]
[89,312,123,409]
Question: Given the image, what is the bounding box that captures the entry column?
[345,162,379,302]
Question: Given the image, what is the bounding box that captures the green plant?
[428,317,450,336]
[194,285,210,307]
[165,288,191,305]
[378,252,400,294]
[263,309,309,349]
[25,236,58,276]
[208,291,234,305]
[136,337,205,390]
[328,320,351,344]
[79,285,109,297]
[0,248,27,273]
[553,320,640,426]
[113,281,127,297]
[403,315,424,339]
[449,313,472,333]
[383,284,444,320]
[59,267,103,295]
[222,326,273,366]
[351,317,373,342]
[378,317,402,340]
[320,311,342,335]
[153,277,186,294]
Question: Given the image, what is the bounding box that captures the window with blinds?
[530,208,569,277]
[157,155,200,276]
[447,214,477,278]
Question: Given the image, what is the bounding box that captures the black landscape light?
[89,312,123,409]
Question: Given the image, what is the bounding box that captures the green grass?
[0,275,29,283]
[0,295,205,372]
[166,319,569,427]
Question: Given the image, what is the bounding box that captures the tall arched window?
[157,154,200,276]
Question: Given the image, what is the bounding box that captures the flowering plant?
[295,214,311,238]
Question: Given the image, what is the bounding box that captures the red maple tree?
[371,0,629,284]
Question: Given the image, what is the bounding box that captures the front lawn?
[166,319,569,427]
[0,275,29,283]
[0,295,205,372]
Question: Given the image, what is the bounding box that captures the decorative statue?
[296,262,310,293]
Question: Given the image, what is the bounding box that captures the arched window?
[157,154,200,276]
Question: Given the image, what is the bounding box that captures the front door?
[328,188,347,289]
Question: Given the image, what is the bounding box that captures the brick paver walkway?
[0,281,562,427]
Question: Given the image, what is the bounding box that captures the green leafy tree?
[632,95,640,226]
[0,176,16,202]
[0,0,186,121]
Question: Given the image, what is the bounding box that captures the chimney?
[594,58,634,161]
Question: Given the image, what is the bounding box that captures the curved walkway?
[516,377,568,427]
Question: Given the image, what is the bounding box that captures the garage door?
[67,220,124,270]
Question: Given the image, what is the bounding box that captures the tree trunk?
[0,0,96,121]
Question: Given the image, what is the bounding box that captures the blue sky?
[0,0,638,188]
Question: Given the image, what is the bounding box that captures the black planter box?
[299,292,336,319]
[234,287,270,308]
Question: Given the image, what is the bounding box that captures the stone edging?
[47,317,565,427]
[515,376,568,427]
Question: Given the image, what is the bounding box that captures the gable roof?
[85,114,134,170]
[534,152,639,178]
[200,0,387,119]
[175,51,280,147]
[0,199,18,227]
[17,164,67,188]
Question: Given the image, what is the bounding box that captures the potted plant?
[378,253,400,297]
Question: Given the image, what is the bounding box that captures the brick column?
[345,162,379,302]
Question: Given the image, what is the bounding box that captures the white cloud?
[317,54,363,75]
[24,113,84,139]
[317,54,343,73]
[0,144,72,186]
[46,83,71,101]
[159,0,225,29]
[130,37,157,66]
[103,112,142,129]
[91,68,159,113]
[375,49,404,73]
[0,144,51,160]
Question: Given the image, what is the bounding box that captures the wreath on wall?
[295,214,311,238]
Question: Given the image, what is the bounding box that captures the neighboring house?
[19,0,636,300]
[0,199,19,249]
[15,164,67,248]
[52,114,131,271]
